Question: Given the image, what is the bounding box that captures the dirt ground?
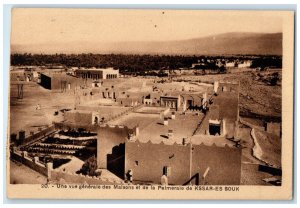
[240,163,273,185]
[252,129,281,168]
[238,126,264,165]
[172,71,282,118]
[10,72,281,133]
[10,160,47,184]
[237,125,275,185]
[10,83,76,135]
[56,156,84,173]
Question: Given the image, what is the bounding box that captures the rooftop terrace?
[109,109,205,144]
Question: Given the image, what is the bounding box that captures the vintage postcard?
[7,8,294,200]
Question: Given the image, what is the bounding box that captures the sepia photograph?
[6,8,294,200]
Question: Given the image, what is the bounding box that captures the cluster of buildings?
[68,79,240,185]
[224,60,252,68]
[191,58,252,69]
[39,67,119,90]
[10,67,119,90]
[98,83,240,185]
[11,67,242,185]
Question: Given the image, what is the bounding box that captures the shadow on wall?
[107,143,125,179]
[183,173,200,185]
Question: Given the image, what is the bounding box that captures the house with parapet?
[95,81,241,185]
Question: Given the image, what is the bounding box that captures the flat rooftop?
[134,106,167,114]
[109,106,237,147]
[108,112,159,129]
[109,110,205,144]
[76,105,131,120]
[191,134,236,147]
[76,68,118,72]
[156,81,213,94]
[65,109,93,114]
[41,72,70,78]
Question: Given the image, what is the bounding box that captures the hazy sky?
[11,8,283,46]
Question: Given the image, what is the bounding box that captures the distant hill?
[11,32,282,56]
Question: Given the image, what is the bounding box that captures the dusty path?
[250,128,281,168]
[237,127,264,165]
[251,129,265,163]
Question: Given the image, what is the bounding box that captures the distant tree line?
[250,56,282,69]
[11,53,198,72]
[11,53,282,74]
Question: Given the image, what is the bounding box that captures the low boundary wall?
[10,149,124,185]
[10,150,50,178]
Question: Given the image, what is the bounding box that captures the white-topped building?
[75,67,119,80]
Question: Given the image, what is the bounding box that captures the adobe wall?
[10,150,50,178]
[11,150,124,185]
[194,83,239,137]
[116,98,133,106]
[195,105,220,135]
[125,140,241,185]
[53,122,99,132]
[215,82,239,120]
[224,121,236,138]
[218,82,239,93]
[10,72,26,81]
[64,111,92,125]
[49,74,90,91]
[40,74,52,89]
[50,76,62,90]
[191,144,242,185]
[266,122,281,137]
[239,117,265,131]
[98,90,119,99]
[97,125,129,169]
[19,125,56,146]
[214,93,239,121]
[125,141,191,185]
[182,94,203,107]
[213,89,239,138]
[117,97,142,107]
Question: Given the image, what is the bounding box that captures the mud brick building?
[40,73,80,91]
[125,140,241,185]
[195,81,239,138]
[64,110,100,126]
[92,81,241,185]
[95,123,241,185]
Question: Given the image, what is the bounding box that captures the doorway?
[209,123,221,135]
[187,100,193,109]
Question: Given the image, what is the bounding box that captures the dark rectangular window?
[163,166,171,176]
